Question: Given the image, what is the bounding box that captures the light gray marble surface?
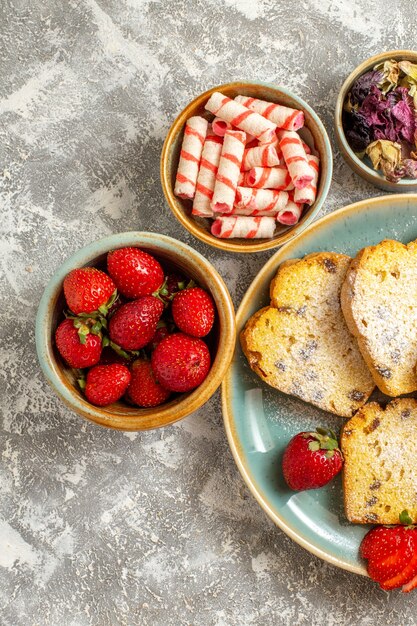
[1,1,417,624]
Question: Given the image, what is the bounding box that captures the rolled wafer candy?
[301,140,311,155]
[174,116,209,199]
[243,166,294,190]
[211,130,246,214]
[226,205,281,217]
[278,130,314,190]
[241,143,280,171]
[212,117,232,137]
[211,216,276,239]
[205,92,277,144]
[235,187,289,211]
[293,155,319,205]
[192,132,223,217]
[234,95,304,131]
[277,200,304,226]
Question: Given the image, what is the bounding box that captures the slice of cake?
[240,252,375,417]
[341,398,417,524]
[341,238,417,396]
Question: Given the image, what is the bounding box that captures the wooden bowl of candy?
[161,82,333,253]
[335,50,417,191]
[35,232,236,431]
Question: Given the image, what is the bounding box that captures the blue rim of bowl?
[35,231,236,430]
[335,49,417,188]
[161,80,333,253]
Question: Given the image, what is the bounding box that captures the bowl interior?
[161,82,332,253]
[335,50,417,190]
[39,234,235,431]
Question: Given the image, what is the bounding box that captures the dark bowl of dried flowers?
[335,50,417,191]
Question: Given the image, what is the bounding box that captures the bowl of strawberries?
[36,232,236,430]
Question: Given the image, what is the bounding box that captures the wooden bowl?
[161,81,333,253]
[35,232,236,431]
[335,50,417,191]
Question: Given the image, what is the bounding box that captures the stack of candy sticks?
[174,92,320,239]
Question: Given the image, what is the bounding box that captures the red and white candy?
[192,131,223,217]
[212,117,232,137]
[235,187,289,212]
[241,143,280,171]
[234,95,304,132]
[277,200,304,226]
[211,216,276,239]
[242,166,294,190]
[205,92,277,144]
[278,130,315,190]
[293,155,319,205]
[211,130,246,214]
[174,116,209,199]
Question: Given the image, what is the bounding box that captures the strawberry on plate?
[107,247,164,299]
[55,318,102,369]
[83,363,131,407]
[282,428,343,491]
[360,511,417,592]
[109,296,164,351]
[126,358,171,407]
[172,287,215,337]
[151,332,211,392]
[63,267,116,315]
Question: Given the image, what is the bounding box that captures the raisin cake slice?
[240,252,375,418]
[341,239,417,396]
[341,398,417,524]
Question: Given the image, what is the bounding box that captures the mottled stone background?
[1,1,416,624]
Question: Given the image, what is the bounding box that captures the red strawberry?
[107,247,164,299]
[151,333,211,392]
[146,324,170,352]
[282,428,343,490]
[360,513,417,591]
[84,364,131,406]
[55,318,102,369]
[98,347,131,366]
[172,287,215,337]
[63,267,116,314]
[126,358,171,407]
[109,296,164,351]
[166,272,186,297]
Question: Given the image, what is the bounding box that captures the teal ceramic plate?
[223,194,417,575]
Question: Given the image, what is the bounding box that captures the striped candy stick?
[211,130,246,214]
[278,130,315,190]
[293,155,320,205]
[234,95,304,131]
[235,187,289,212]
[277,199,304,226]
[211,215,276,239]
[192,131,223,217]
[174,116,209,199]
[205,92,277,144]
[241,143,280,171]
[212,117,232,137]
[243,166,294,190]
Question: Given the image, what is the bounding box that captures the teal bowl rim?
[35,231,236,430]
[161,80,333,253]
[334,49,417,191]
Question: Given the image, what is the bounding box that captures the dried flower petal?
[374,59,401,94]
[350,70,383,105]
[402,158,417,179]
[343,110,372,153]
[365,139,402,180]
